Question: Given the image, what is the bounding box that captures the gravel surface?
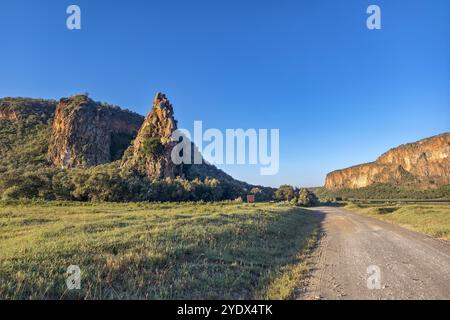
[298,206,450,300]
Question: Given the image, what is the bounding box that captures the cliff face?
[325,133,450,190]
[0,109,19,121]
[0,93,271,202]
[46,92,242,183]
[48,95,143,168]
[121,93,182,179]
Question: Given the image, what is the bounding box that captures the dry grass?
[345,203,450,241]
[0,201,321,300]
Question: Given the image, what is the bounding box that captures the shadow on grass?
[0,206,326,300]
[154,207,326,300]
[319,202,345,207]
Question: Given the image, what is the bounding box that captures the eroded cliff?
[325,133,450,190]
[48,95,144,168]
[120,93,182,179]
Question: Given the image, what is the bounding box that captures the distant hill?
[0,97,57,122]
[325,133,450,191]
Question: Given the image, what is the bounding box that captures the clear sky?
[0,0,449,187]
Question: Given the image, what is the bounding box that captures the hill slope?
[0,95,272,202]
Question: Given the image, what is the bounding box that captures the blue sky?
[0,0,449,187]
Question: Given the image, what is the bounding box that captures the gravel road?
[298,206,450,300]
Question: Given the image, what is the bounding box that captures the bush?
[315,184,450,200]
[297,188,319,207]
[0,161,250,203]
[2,186,21,200]
[274,185,296,201]
[142,137,164,156]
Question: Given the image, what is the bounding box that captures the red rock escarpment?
[48,95,143,168]
[325,133,450,190]
[0,109,19,121]
[120,92,182,179]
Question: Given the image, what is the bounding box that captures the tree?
[274,185,295,201]
[297,188,319,207]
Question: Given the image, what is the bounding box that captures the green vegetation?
[274,185,296,202]
[142,136,164,156]
[0,120,52,171]
[0,160,257,202]
[0,103,264,202]
[110,132,137,161]
[297,188,319,207]
[0,97,56,122]
[274,186,319,207]
[0,201,321,299]
[345,203,450,241]
[316,184,450,201]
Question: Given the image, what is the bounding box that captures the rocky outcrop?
[1,92,268,201]
[48,95,143,168]
[120,92,250,185]
[46,92,242,184]
[0,109,19,121]
[325,133,450,190]
[121,93,182,179]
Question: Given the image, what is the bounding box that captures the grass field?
[345,203,450,241]
[0,201,321,300]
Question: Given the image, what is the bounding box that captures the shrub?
[142,137,163,156]
[2,186,21,200]
[297,188,319,207]
[315,184,450,200]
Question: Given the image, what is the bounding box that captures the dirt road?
[298,206,450,300]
